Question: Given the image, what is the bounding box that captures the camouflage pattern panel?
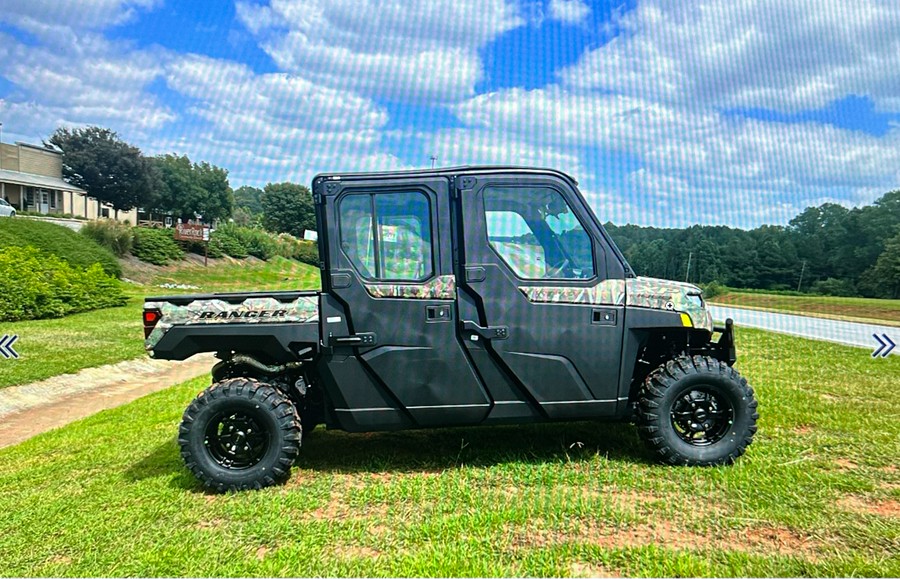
[625,277,713,331]
[518,279,626,305]
[145,295,319,350]
[364,275,456,300]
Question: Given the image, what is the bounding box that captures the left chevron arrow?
[0,334,19,359]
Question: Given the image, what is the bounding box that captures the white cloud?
[236,0,524,102]
[159,54,411,186]
[450,85,900,227]
[426,128,583,174]
[0,0,159,40]
[548,0,590,25]
[561,0,900,113]
[0,33,174,139]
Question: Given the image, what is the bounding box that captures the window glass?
[339,192,433,281]
[484,186,594,279]
[339,195,376,277]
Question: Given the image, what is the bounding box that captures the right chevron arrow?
[872,333,896,358]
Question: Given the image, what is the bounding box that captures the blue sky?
[2,0,900,228]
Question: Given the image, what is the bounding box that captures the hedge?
[131,227,184,266]
[0,246,127,321]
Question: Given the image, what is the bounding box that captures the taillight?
[143,309,161,338]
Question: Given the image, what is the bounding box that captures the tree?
[260,182,315,237]
[233,185,265,216]
[152,154,234,222]
[859,232,900,298]
[48,126,153,218]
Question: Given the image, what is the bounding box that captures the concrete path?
[710,304,898,354]
[0,353,215,449]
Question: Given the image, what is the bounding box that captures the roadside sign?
[174,223,209,242]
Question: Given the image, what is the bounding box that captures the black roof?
[312,165,578,187]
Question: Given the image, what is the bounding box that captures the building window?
[25,187,34,207]
[50,190,57,209]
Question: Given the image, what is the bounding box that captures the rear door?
[316,176,490,428]
[457,173,626,419]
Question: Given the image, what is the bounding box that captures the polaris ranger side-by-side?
[143,167,758,491]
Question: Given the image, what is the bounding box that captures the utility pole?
[429,155,437,169]
[684,251,693,283]
[797,260,807,292]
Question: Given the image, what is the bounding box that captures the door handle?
[462,321,509,340]
[592,308,617,325]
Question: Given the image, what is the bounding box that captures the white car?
[0,199,15,217]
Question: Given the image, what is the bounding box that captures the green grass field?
[713,291,900,326]
[0,258,320,389]
[0,328,897,577]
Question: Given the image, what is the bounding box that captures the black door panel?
[459,175,626,418]
[319,176,490,428]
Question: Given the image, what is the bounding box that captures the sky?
[2,0,900,229]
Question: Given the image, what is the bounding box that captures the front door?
[458,174,626,419]
[39,190,49,214]
[316,176,490,430]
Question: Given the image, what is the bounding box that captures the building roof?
[0,168,86,193]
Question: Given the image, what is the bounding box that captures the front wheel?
[637,355,758,466]
[178,378,302,491]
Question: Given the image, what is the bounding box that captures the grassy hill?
[0,218,120,277]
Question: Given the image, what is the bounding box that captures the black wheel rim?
[204,411,270,470]
[670,386,735,446]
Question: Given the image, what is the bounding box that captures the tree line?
[48,126,315,235]
[605,189,900,299]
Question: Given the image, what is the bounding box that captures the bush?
[0,218,121,277]
[810,277,857,297]
[216,224,274,260]
[700,281,728,299]
[80,219,134,257]
[0,246,127,321]
[131,227,184,265]
[271,233,318,265]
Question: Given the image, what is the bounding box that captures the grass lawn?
[0,328,897,577]
[0,296,145,388]
[713,291,900,326]
[148,256,321,293]
[0,258,320,389]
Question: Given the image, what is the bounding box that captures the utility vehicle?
[143,166,758,491]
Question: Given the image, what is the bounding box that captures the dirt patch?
[880,465,898,474]
[792,425,814,435]
[568,562,621,578]
[508,518,822,560]
[0,354,215,449]
[834,458,859,471]
[743,526,820,558]
[327,545,381,560]
[839,495,900,517]
[255,546,272,560]
[197,518,225,529]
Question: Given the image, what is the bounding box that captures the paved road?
[710,305,897,354]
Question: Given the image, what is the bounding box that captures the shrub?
[131,227,184,265]
[0,218,121,277]
[810,277,857,297]
[700,281,728,299]
[80,219,134,257]
[271,233,318,265]
[0,246,127,321]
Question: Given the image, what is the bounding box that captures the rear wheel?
[179,378,301,491]
[637,355,758,466]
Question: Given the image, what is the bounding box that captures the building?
[0,140,138,223]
